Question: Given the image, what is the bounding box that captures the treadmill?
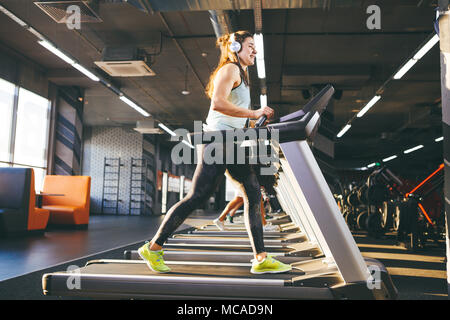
[121,87,335,263]
[42,85,398,299]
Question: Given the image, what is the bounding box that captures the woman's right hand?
[253,106,274,119]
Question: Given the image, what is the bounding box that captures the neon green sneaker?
[138,243,171,273]
[251,255,292,274]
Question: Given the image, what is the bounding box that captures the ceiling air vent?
[34,0,102,24]
[134,120,163,134]
[95,61,156,77]
[94,46,156,77]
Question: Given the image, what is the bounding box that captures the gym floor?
[0,211,446,300]
[0,210,214,282]
[352,231,447,299]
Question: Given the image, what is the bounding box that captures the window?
[0,78,51,192]
[0,78,15,163]
[14,88,50,168]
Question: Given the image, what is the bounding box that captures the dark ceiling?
[0,0,444,179]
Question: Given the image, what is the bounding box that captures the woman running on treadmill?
[138,30,292,274]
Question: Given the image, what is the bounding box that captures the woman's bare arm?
[210,64,256,118]
[211,63,274,120]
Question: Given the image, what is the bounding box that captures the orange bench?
[28,169,50,231]
[41,175,91,227]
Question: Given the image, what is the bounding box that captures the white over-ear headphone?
[229,33,241,53]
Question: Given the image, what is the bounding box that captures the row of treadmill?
[42,85,398,300]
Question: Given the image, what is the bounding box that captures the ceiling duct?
[125,0,366,12]
[126,0,427,12]
[208,10,232,38]
[253,0,262,33]
[94,46,156,77]
[34,0,102,23]
[208,9,239,39]
[134,119,163,134]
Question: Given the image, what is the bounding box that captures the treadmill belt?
[162,244,294,252]
[78,261,305,280]
[171,235,302,241]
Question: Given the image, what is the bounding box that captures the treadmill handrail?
[189,110,319,146]
[277,84,334,123]
[188,84,334,145]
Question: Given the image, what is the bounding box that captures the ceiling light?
[0,5,28,27]
[119,95,150,117]
[413,34,440,60]
[256,59,266,79]
[337,124,351,138]
[260,94,267,108]
[393,33,439,80]
[39,39,100,82]
[72,63,100,82]
[27,26,44,40]
[356,95,381,118]
[182,139,194,149]
[393,59,418,80]
[38,40,75,65]
[403,144,424,154]
[158,123,177,136]
[367,163,376,168]
[253,34,265,79]
[254,33,264,59]
[382,155,397,162]
[181,65,190,95]
[435,136,443,142]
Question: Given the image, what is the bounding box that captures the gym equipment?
[397,164,445,251]
[380,200,395,230]
[340,167,403,235]
[101,158,123,215]
[42,85,397,300]
[363,167,403,237]
[340,181,366,231]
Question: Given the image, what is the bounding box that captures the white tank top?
[205,71,251,131]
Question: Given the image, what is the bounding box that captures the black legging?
[152,143,265,254]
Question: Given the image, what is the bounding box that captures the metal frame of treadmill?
[277,139,370,283]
